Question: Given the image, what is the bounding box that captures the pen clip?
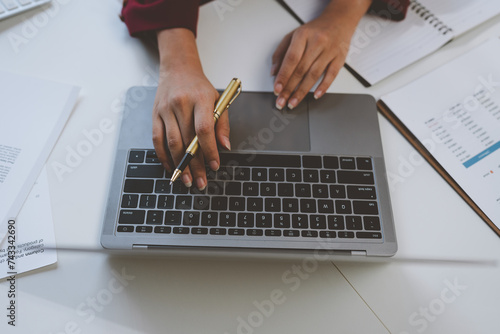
[226,82,242,109]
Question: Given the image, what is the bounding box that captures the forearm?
[157,28,203,73]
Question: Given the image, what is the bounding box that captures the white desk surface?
[1,0,499,333]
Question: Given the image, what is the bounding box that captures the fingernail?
[222,136,231,151]
[196,177,206,191]
[276,97,285,110]
[287,98,298,110]
[314,90,323,99]
[270,64,277,76]
[274,83,282,96]
[181,174,192,188]
[209,160,219,171]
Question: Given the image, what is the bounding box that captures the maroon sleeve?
[121,0,203,37]
[370,0,410,21]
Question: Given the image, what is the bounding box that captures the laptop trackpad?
[228,92,310,152]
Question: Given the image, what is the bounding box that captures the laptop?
[100,87,397,257]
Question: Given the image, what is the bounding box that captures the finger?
[273,31,307,101]
[152,113,173,172]
[271,32,293,79]
[194,94,220,172]
[314,57,344,100]
[288,53,333,108]
[215,108,231,151]
[164,109,193,187]
[277,43,323,110]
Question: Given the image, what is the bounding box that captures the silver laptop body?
[101,87,397,257]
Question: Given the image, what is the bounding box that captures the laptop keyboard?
[0,0,51,21]
[117,150,383,241]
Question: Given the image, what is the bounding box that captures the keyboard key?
[283,198,299,212]
[136,226,152,233]
[310,215,326,229]
[356,157,373,170]
[117,225,134,233]
[265,230,282,237]
[217,166,234,180]
[278,183,294,197]
[211,196,228,210]
[121,194,138,208]
[238,213,254,227]
[201,212,218,226]
[210,228,226,235]
[172,182,189,194]
[286,169,302,182]
[274,214,290,228]
[295,184,311,197]
[317,199,334,213]
[207,181,224,195]
[225,182,242,195]
[229,197,246,211]
[183,212,200,226]
[265,198,281,212]
[337,171,374,185]
[146,211,163,225]
[340,157,356,169]
[129,150,145,163]
[190,186,207,195]
[247,197,263,211]
[338,231,355,238]
[283,230,299,237]
[220,152,301,167]
[124,179,154,193]
[165,211,182,225]
[312,184,328,198]
[260,183,276,196]
[126,164,164,178]
[303,169,319,182]
[328,215,345,230]
[320,231,336,238]
[175,196,192,209]
[2,0,17,10]
[356,232,382,239]
[329,185,346,198]
[155,180,171,193]
[139,194,156,208]
[300,199,316,213]
[347,186,377,199]
[247,229,263,236]
[119,210,145,224]
[292,214,308,228]
[220,212,236,227]
[323,156,339,169]
[320,170,336,183]
[154,226,171,234]
[173,227,189,234]
[192,227,208,235]
[252,168,267,181]
[363,216,381,230]
[146,150,160,163]
[256,213,272,228]
[228,228,245,236]
[269,168,285,181]
[234,167,251,180]
[302,230,318,238]
[243,182,259,196]
[194,196,210,210]
[157,195,174,209]
[302,155,322,168]
[335,200,352,214]
[353,201,379,215]
[346,216,362,230]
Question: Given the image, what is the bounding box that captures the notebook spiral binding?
[410,0,453,35]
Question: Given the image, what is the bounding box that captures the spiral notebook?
[282,0,500,86]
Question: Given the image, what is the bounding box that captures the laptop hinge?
[132,245,148,250]
[351,250,367,256]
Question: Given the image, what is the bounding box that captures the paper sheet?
[0,71,79,241]
[0,168,57,279]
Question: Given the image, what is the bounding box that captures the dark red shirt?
[121,0,410,37]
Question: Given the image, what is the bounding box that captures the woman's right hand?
[153,28,231,191]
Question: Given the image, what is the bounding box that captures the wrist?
[157,28,203,73]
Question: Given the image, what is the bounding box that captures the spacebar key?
[337,171,374,185]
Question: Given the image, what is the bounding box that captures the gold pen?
[170,78,242,184]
